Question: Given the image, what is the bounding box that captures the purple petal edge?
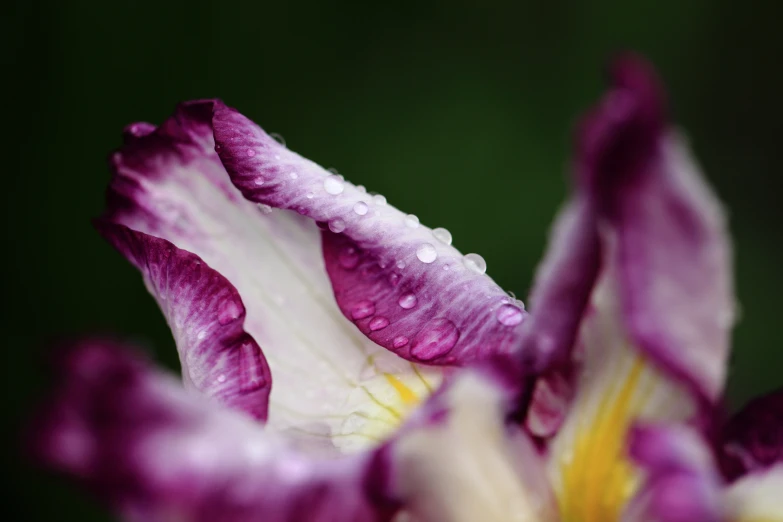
[211,101,529,367]
[32,340,395,522]
[96,220,272,421]
[719,388,783,481]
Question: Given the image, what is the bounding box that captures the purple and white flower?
[34,55,782,522]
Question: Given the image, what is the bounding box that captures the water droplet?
[356,185,367,193]
[328,167,340,176]
[246,149,256,157]
[254,178,265,186]
[258,203,273,214]
[393,336,409,348]
[217,374,227,383]
[353,201,369,216]
[274,155,281,160]
[289,172,298,179]
[269,132,286,147]
[372,194,387,206]
[396,260,406,269]
[329,219,346,233]
[463,253,487,274]
[404,214,420,228]
[324,175,344,195]
[496,304,524,326]
[507,290,516,300]
[432,227,453,245]
[197,330,207,340]
[351,300,375,320]
[410,318,460,361]
[218,300,242,325]
[339,246,360,269]
[388,272,400,286]
[369,316,390,331]
[398,293,417,309]
[416,243,437,264]
[306,192,314,199]
[443,264,450,271]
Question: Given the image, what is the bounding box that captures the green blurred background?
[5,0,782,519]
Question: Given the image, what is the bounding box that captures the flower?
[33,55,782,522]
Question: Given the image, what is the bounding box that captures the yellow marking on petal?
[385,373,419,406]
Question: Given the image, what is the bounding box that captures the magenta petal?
[719,388,783,481]
[96,221,271,421]
[578,55,734,404]
[33,341,393,522]
[626,423,723,522]
[212,103,527,366]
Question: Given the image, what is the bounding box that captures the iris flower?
[34,56,782,522]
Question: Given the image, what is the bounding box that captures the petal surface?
[97,221,271,421]
[719,388,783,481]
[105,101,441,452]
[723,464,783,522]
[390,370,556,522]
[577,56,735,404]
[212,103,528,366]
[33,340,392,522]
[625,423,723,522]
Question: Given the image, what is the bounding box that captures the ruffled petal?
[212,103,528,367]
[625,423,723,522]
[389,369,556,522]
[577,55,735,404]
[33,340,392,522]
[97,221,271,421]
[104,101,442,452]
[719,388,783,481]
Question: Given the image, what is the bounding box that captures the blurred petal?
[212,103,528,367]
[97,221,271,421]
[104,101,441,451]
[390,370,556,522]
[625,423,723,522]
[723,464,783,522]
[577,55,735,404]
[34,340,393,522]
[719,388,783,481]
[546,273,697,522]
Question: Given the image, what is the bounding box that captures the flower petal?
[389,369,556,522]
[33,340,393,522]
[104,101,441,451]
[723,464,783,522]
[212,103,528,367]
[546,271,697,522]
[625,423,723,522]
[577,55,735,404]
[719,388,783,481]
[97,221,271,421]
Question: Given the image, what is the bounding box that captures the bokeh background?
[5,0,782,519]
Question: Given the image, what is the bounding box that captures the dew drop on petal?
[246,149,256,157]
[306,192,314,199]
[351,300,375,320]
[410,318,459,361]
[416,243,437,264]
[404,214,420,228]
[353,201,369,216]
[289,172,298,179]
[393,336,409,348]
[338,246,360,269]
[197,330,207,340]
[258,203,273,214]
[218,300,242,325]
[324,175,344,195]
[432,227,453,245]
[372,194,387,206]
[398,293,417,309]
[329,219,346,233]
[397,260,406,269]
[356,185,367,193]
[217,374,227,383]
[463,253,486,274]
[269,132,286,147]
[369,316,390,331]
[389,272,400,286]
[496,304,524,326]
[443,264,450,271]
[254,178,265,186]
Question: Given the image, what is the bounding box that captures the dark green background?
[6,1,782,519]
